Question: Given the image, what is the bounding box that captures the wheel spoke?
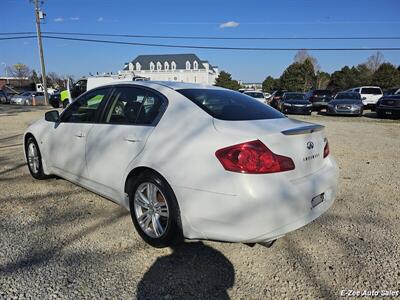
[156,203,169,218]
[152,214,163,237]
[135,191,149,209]
[138,210,150,223]
[148,183,157,203]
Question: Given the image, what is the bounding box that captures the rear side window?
[104,86,166,125]
[361,88,382,95]
[177,89,284,121]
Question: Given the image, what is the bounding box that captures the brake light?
[323,140,330,158]
[215,140,295,174]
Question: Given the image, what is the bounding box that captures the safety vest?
[60,90,69,102]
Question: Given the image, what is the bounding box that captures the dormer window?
[136,62,141,71]
[150,62,155,71]
[171,61,176,71]
[164,61,169,71]
[186,61,191,70]
[157,61,162,71]
[193,61,198,70]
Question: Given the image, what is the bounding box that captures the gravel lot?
[0,105,399,299]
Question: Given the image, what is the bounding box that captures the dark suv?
[0,90,9,104]
[306,90,333,110]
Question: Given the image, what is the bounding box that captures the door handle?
[124,137,140,143]
[74,133,85,138]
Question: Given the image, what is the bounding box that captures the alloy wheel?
[134,182,169,238]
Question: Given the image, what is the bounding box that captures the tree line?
[4,63,73,90]
[215,51,400,93]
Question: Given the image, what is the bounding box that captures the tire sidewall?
[128,171,182,248]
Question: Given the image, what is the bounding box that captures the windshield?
[177,89,284,121]
[244,92,264,98]
[335,93,361,100]
[284,93,305,100]
[361,88,382,95]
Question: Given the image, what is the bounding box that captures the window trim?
[97,84,169,127]
[59,87,112,124]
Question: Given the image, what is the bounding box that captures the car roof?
[101,80,224,91]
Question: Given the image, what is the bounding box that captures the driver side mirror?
[45,110,60,122]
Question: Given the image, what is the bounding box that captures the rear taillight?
[215,140,295,174]
[323,140,330,158]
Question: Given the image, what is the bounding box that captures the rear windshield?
[177,89,284,121]
[313,90,332,96]
[244,92,264,98]
[335,93,361,100]
[361,88,382,95]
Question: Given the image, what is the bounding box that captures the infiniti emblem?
[307,141,314,150]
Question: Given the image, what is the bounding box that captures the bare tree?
[6,63,31,78]
[294,50,320,71]
[366,51,384,72]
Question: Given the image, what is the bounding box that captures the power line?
[2,35,400,51]
[0,36,37,40]
[1,31,400,40]
[41,35,400,51]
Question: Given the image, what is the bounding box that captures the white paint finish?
[24,81,339,243]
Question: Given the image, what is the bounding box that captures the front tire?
[25,136,49,180]
[128,171,183,248]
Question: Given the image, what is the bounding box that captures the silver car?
[10,92,45,105]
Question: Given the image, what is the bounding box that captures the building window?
[157,61,162,71]
[136,62,141,71]
[150,62,155,71]
[171,61,176,71]
[193,61,198,70]
[164,61,169,71]
[186,61,191,70]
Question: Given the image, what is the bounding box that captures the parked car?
[347,86,383,108]
[269,90,287,109]
[375,95,400,119]
[10,91,45,105]
[24,82,338,248]
[305,90,333,111]
[0,90,9,104]
[383,87,400,96]
[243,91,266,103]
[279,92,312,115]
[326,92,363,116]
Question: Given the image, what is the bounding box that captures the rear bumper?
[175,157,339,243]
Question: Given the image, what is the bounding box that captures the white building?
[121,54,219,85]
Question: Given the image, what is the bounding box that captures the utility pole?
[33,0,49,105]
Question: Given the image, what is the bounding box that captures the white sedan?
[24,81,338,248]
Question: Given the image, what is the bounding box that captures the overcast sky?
[1,0,400,82]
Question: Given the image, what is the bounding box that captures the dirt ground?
[0,105,399,299]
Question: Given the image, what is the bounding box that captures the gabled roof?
[124,54,206,70]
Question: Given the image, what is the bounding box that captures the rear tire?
[25,136,50,180]
[128,171,183,248]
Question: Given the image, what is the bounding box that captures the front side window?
[177,89,284,121]
[61,88,109,123]
[105,87,166,125]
